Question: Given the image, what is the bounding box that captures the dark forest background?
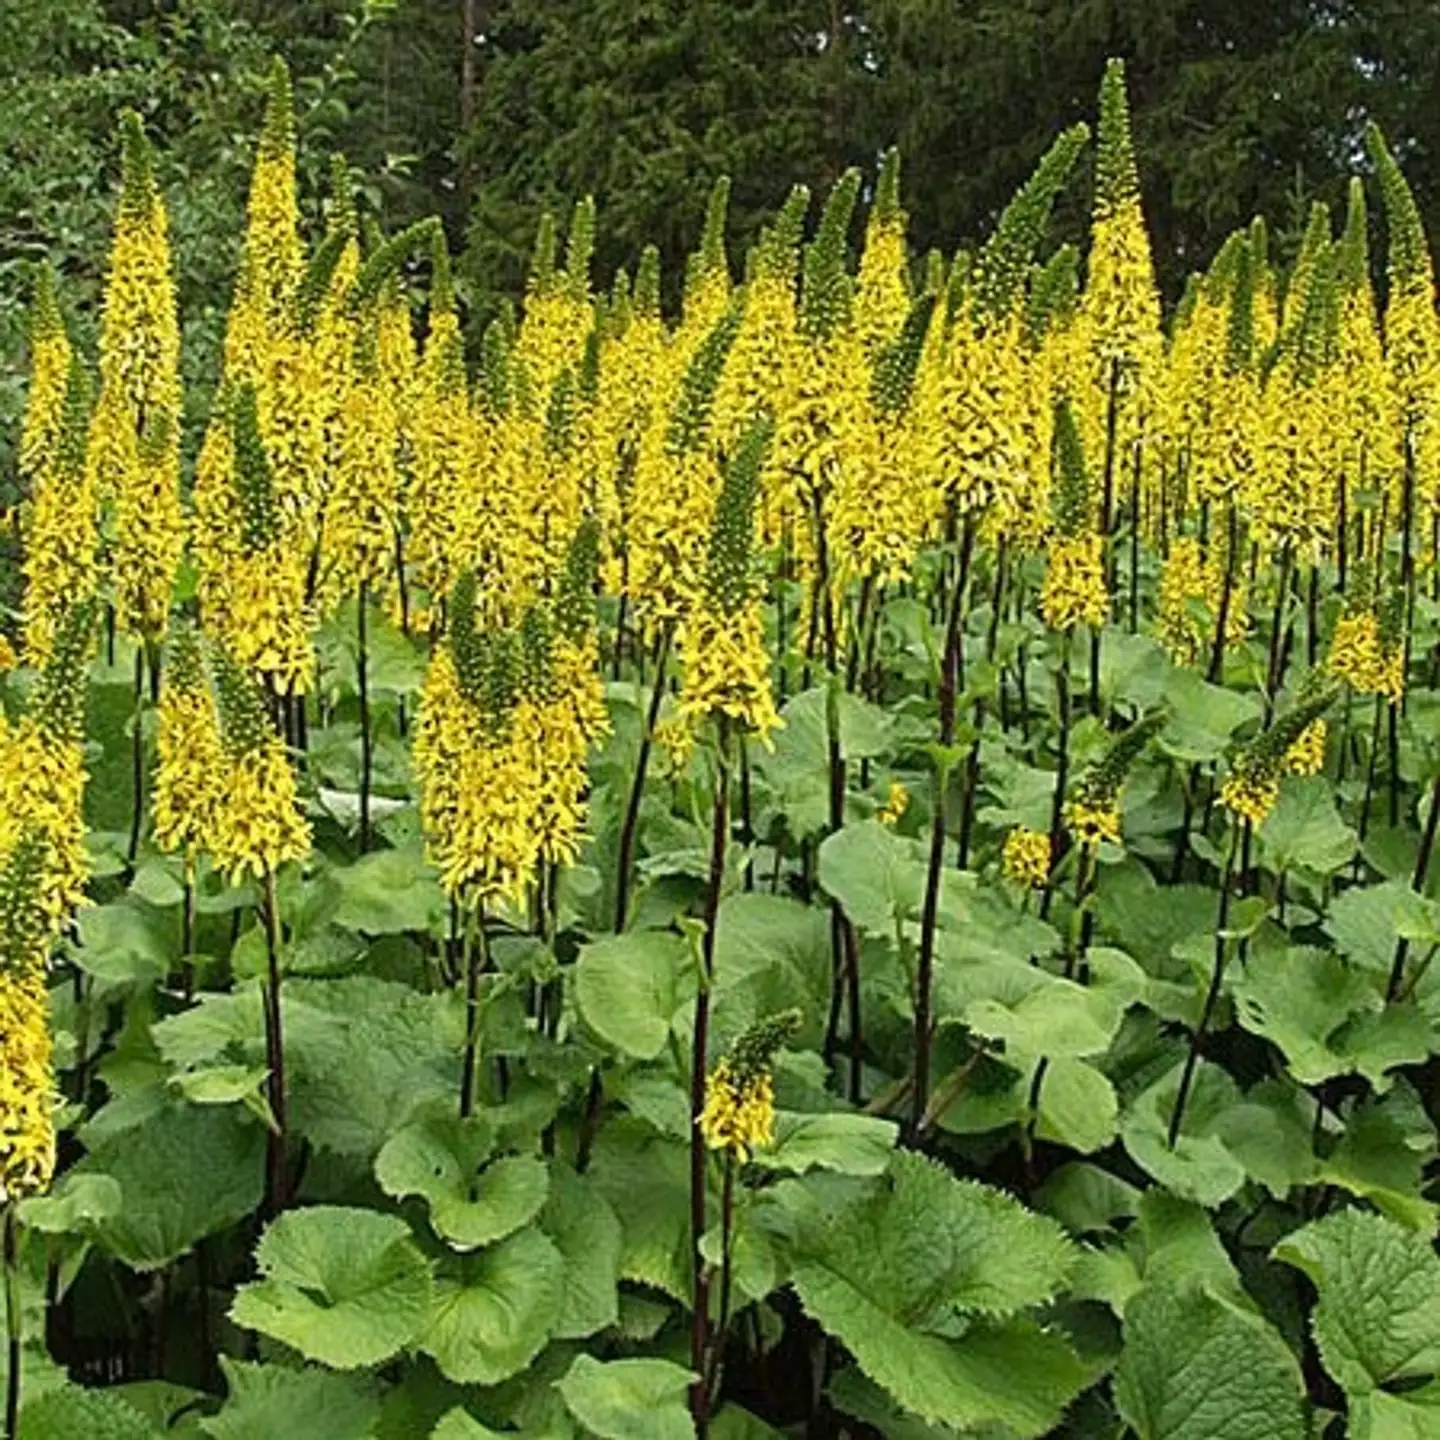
[4,0,1440,463]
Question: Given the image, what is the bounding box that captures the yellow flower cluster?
[1327,610,1404,702]
[1063,797,1122,850]
[90,112,184,639]
[1219,770,1281,828]
[1003,827,1052,887]
[676,602,781,747]
[877,781,910,827]
[1041,534,1109,632]
[1283,719,1327,777]
[698,1058,777,1163]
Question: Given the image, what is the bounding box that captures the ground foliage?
[1,46,1440,1440]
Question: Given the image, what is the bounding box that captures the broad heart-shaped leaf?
[754,686,895,838]
[1034,1057,1119,1154]
[18,1172,122,1235]
[422,1225,564,1384]
[1326,881,1440,975]
[17,1386,160,1440]
[1121,1062,1247,1208]
[1114,1280,1306,1440]
[1159,669,1261,762]
[430,1410,506,1440]
[329,843,446,935]
[817,820,924,933]
[792,1150,1076,1327]
[1231,946,1381,1085]
[78,1092,264,1270]
[72,896,174,988]
[200,1359,380,1440]
[375,1114,548,1250]
[587,1119,693,1301]
[1273,1209,1440,1397]
[711,893,831,1049]
[539,1163,622,1339]
[555,1355,696,1440]
[1349,1381,1440,1440]
[790,1268,1088,1440]
[574,931,694,1060]
[1259,777,1357,874]
[231,1206,432,1369]
[750,1112,899,1177]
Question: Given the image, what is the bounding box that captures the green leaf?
[200,1359,381,1440]
[18,1173,122,1235]
[801,1150,1076,1319]
[750,1112,899,1177]
[18,1386,160,1440]
[1273,1209,1440,1396]
[1231,946,1380,1085]
[80,1094,264,1270]
[575,931,694,1059]
[588,1120,692,1300]
[817,820,923,932]
[1350,1382,1440,1440]
[1114,1281,1306,1440]
[711,893,831,1047]
[1121,1063,1247,1208]
[330,845,446,935]
[555,1355,696,1440]
[1160,670,1260,762]
[540,1163,622,1339]
[72,897,173,987]
[1258,778,1357,874]
[376,1114,548,1250]
[231,1206,433,1369]
[1034,1057,1119,1154]
[1327,882,1440,975]
[430,1410,505,1440]
[422,1226,564,1385]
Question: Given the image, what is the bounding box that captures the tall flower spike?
[1365,123,1440,449]
[152,619,226,863]
[667,307,742,455]
[970,124,1088,332]
[18,263,72,493]
[225,58,302,379]
[22,356,97,666]
[33,600,95,747]
[685,174,732,326]
[208,642,311,882]
[854,147,911,359]
[564,196,597,304]
[92,108,184,638]
[0,829,59,1203]
[676,419,781,746]
[800,169,861,343]
[1041,401,1107,631]
[1082,59,1162,371]
[1221,685,1339,826]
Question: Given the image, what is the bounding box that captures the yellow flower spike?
[1063,797,1122,850]
[90,110,184,640]
[698,1010,800,1164]
[152,624,227,865]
